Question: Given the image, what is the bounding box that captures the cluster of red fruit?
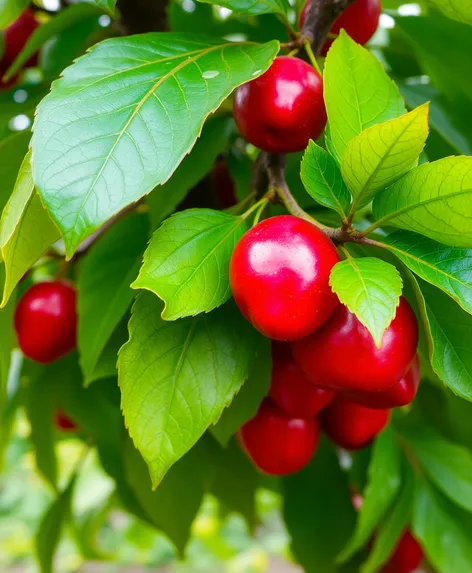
[231,216,419,474]
[233,0,381,154]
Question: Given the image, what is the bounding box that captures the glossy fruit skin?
[270,342,335,418]
[54,409,79,432]
[383,530,423,573]
[230,215,340,341]
[233,56,327,154]
[345,355,420,409]
[239,398,320,475]
[292,297,418,392]
[299,0,381,56]
[321,396,389,450]
[15,281,77,364]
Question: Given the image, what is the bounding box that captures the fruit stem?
[241,196,271,222]
[304,40,322,75]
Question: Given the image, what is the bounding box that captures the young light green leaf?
[372,156,472,248]
[0,151,60,307]
[133,209,248,320]
[197,0,289,16]
[339,426,401,563]
[31,33,279,258]
[78,213,149,378]
[330,256,402,347]
[118,293,259,486]
[324,30,406,161]
[426,0,472,26]
[300,140,351,218]
[0,0,29,29]
[381,230,472,316]
[341,104,429,210]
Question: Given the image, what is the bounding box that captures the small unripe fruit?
[54,409,79,432]
[383,530,423,573]
[321,396,389,450]
[291,297,418,392]
[233,56,327,154]
[345,355,420,409]
[270,342,335,418]
[239,399,320,475]
[15,281,77,364]
[230,215,340,341]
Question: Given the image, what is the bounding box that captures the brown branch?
[116,0,169,34]
[301,0,356,55]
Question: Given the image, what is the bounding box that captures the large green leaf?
[324,30,406,161]
[77,213,148,378]
[329,256,402,347]
[372,157,472,248]
[0,0,29,29]
[0,273,16,405]
[339,426,402,563]
[300,141,351,218]
[0,131,30,214]
[0,151,60,307]
[197,0,289,16]
[118,293,258,486]
[31,34,279,257]
[133,209,248,320]
[341,105,429,210]
[283,439,357,573]
[381,230,472,316]
[427,0,472,25]
[84,319,128,387]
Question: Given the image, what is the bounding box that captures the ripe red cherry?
[321,396,390,450]
[15,280,77,364]
[299,0,381,56]
[345,355,420,409]
[238,398,320,475]
[230,215,340,341]
[383,530,423,573]
[291,297,418,392]
[270,341,335,418]
[54,409,79,432]
[233,56,327,153]
[0,9,39,86]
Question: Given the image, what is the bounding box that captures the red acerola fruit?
[233,56,327,154]
[230,215,340,341]
[270,341,335,418]
[345,355,420,409]
[238,398,320,475]
[291,297,418,392]
[54,409,79,432]
[383,530,423,573]
[15,280,77,364]
[321,396,390,450]
[299,0,381,56]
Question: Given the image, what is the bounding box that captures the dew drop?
[202,70,220,79]
[252,69,262,77]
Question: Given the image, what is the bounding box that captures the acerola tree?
[0,0,472,571]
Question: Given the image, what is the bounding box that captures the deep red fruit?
[383,530,423,573]
[238,398,320,475]
[345,355,420,409]
[54,409,79,432]
[291,297,418,392]
[230,215,340,341]
[270,341,335,418]
[299,0,381,56]
[15,281,77,364]
[233,56,327,153]
[321,396,390,450]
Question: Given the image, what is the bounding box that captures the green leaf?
[36,473,77,573]
[361,464,414,573]
[341,104,429,210]
[31,33,279,258]
[404,425,472,513]
[123,435,207,554]
[197,0,289,16]
[0,131,30,213]
[300,140,351,218]
[77,213,149,378]
[92,0,117,16]
[118,292,259,486]
[339,426,402,563]
[372,156,472,248]
[84,319,128,387]
[0,273,16,404]
[0,0,29,29]
[329,255,403,347]
[147,115,233,229]
[0,351,22,468]
[427,0,472,25]
[133,209,248,321]
[413,481,472,573]
[283,438,356,573]
[0,151,60,307]
[381,230,472,316]
[211,337,271,446]
[324,30,406,161]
